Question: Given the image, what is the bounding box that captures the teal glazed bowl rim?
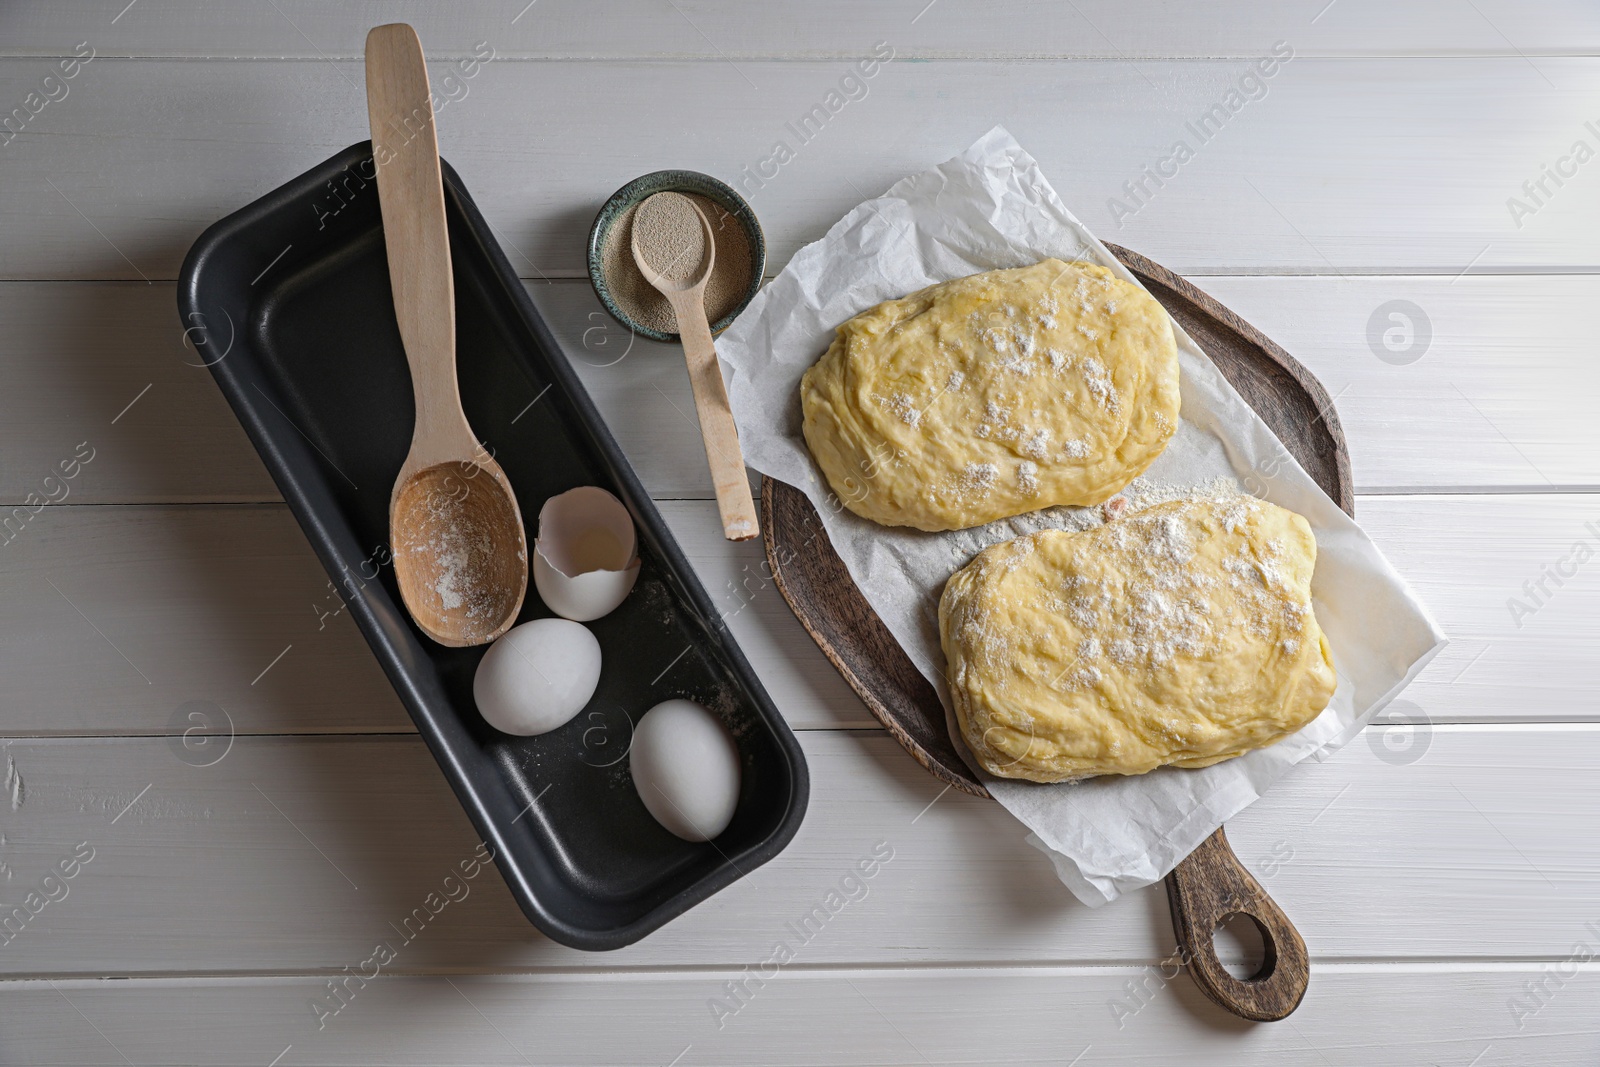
[587,169,766,344]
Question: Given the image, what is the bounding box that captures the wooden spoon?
[366,22,528,646]
[631,192,759,542]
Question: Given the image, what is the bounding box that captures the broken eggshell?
[532,486,642,622]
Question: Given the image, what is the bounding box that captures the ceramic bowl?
[587,170,766,343]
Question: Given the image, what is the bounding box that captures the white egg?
[629,699,742,842]
[533,486,641,622]
[473,619,601,736]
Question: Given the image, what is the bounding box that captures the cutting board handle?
[1164,826,1309,1021]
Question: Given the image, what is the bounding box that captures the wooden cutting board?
[760,243,1352,1022]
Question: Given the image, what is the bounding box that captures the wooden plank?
[0,493,1591,735]
[1194,274,1600,493]
[0,278,711,507]
[1360,495,1600,723]
[0,502,870,735]
[694,493,1600,727]
[0,727,1593,975]
[0,282,277,506]
[0,58,1597,279]
[5,965,1596,1066]
[2,0,1594,59]
[3,277,1597,505]
[0,504,409,736]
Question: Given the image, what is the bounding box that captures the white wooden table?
[2,2,1597,1063]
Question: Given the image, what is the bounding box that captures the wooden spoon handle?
[366,23,468,466]
[1164,826,1310,1022]
[667,291,759,541]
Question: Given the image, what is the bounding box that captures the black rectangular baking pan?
[177,142,809,950]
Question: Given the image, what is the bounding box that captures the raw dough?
[939,496,1337,782]
[800,259,1179,531]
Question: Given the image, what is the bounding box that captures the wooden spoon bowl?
[391,460,527,646]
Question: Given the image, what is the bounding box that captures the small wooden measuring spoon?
[366,23,528,646]
[631,193,759,542]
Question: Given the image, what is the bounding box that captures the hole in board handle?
[1211,911,1276,982]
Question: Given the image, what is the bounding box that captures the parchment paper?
[717,126,1447,906]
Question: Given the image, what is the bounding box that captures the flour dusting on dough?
[939,494,1336,782]
[799,259,1180,531]
[961,462,999,495]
